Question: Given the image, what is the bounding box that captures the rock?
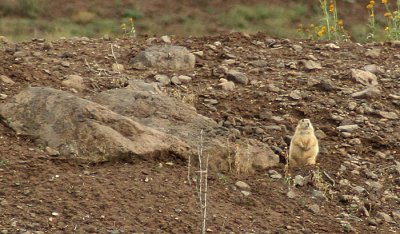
[365,48,381,58]
[45,146,60,156]
[176,75,192,83]
[365,181,383,191]
[112,63,124,73]
[154,74,170,85]
[61,61,70,67]
[91,81,279,172]
[241,191,251,196]
[0,87,192,163]
[294,175,305,186]
[392,210,400,220]
[130,45,195,71]
[226,70,249,85]
[160,35,171,43]
[363,64,384,74]
[377,212,394,223]
[377,111,398,120]
[308,204,320,214]
[314,130,327,139]
[348,102,357,110]
[218,81,235,91]
[300,60,322,70]
[0,94,7,100]
[0,75,15,85]
[0,200,8,206]
[292,45,303,51]
[352,185,366,194]
[325,43,340,49]
[351,87,381,99]
[337,125,359,132]
[62,75,85,91]
[171,76,181,85]
[349,138,362,145]
[289,90,302,100]
[351,69,378,86]
[235,181,250,190]
[286,190,296,199]
[269,171,282,179]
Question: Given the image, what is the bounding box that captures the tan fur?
[288,119,319,167]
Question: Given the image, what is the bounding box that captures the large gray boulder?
[130,45,196,71]
[0,87,191,162]
[92,82,279,172]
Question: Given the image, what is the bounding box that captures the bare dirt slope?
[0,33,399,233]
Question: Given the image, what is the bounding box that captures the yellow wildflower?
[120,23,127,30]
[382,0,388,4]
[385,26,389,31]
[384,12,392,17]
[337,19,344,26]
[329,4,335,13]
[367,0,376,9]
[330,26,336,32]
[317,26,327,37]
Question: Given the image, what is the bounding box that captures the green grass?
[219,4,309,38]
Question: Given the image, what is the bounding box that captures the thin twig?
[187,154,191,185]
[110,43,119,65]
[202,153,209,234]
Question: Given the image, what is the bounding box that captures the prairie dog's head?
[296,119,314,131]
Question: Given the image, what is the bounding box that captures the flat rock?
[351,69,378,86]
[62,75,85,91]
[226,70,249,85]
[300,60,322,70]
[337,125,359,132]
[377,111,398,120]
[363,64,384,74]
[130,45,195,71]
[0,87,191,163]
[0,75,15,85]
[351,87,381,99]
[365,48,381,58]
[235,181,250,190]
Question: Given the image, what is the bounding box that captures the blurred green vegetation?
[0,1,391,42]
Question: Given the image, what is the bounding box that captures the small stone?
[0,200,8,206]
[0,94,7,100]
[218,81,235,91]
[160,35,171,43]
[293,175,305,186]
[325,43,340,49]
[43,42,54,50]
[112,63,124,73]
[365,171,378,180]
[177,75,192,83]
[352,185,366,194]
[337,125,359,132]
[300,60,322,70]
[226,70,249,85]
[241,191,251,196]
[171,76,181,85]
[61,61,70,67]
[235,181,250,190]
[341,222,356,233]
[292,44,303,51]
[13,51,26,57]
[62,75,85,91]
[308,204,320,214]
[377,111,398,120]
[349,138,362,145]
[52,212,59,216]
[268,170,282,179]
[351,87,381,99]
[154,74,170,85]
[193,51,204,57]
[348,102,357,110]
[289,90,302,100]
[365,48,381,58]
[310,190,326,199]
[286,190,296,199]
[377,212,394,223]
[351,69,378,86]
[0,75,15,85]
[363,64,384,74]
[365,181,383,191]
[314,130,327,139]
[45,146,60,156]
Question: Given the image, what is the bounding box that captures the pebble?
[241,191,251,196]
[45,146,60,156]
[337,125,359,132]
[235,181,250,190]
[286,190,296,199]
[352,185,366,194]
[300,60,322,70]
[351,87,381,99]
[0,200,8,206]
[218,80,235,91]
[160,35,171,43]
[308,204,320,214]
[377,212,394,223]
[226,70,249,85]
[112,63,124,73]
[268,170,282,179]
[154,74,170,85]
[0,75,15,85]
[293,175,305,186]
[0,94,7,100]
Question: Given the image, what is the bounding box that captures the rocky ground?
[0,33,399,233]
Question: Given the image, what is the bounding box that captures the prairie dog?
[288,119,319,167]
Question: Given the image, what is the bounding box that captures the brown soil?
[0,33,399,233]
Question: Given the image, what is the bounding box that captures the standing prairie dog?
[288,119,319,167]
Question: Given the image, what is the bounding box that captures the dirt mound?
[0,33,399,233]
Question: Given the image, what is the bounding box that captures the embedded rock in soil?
[0,87,191,163]
[92,81,279,172]
[351,69,378,86]
[130,45,195,71]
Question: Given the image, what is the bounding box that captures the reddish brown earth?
[0,33,399,233]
